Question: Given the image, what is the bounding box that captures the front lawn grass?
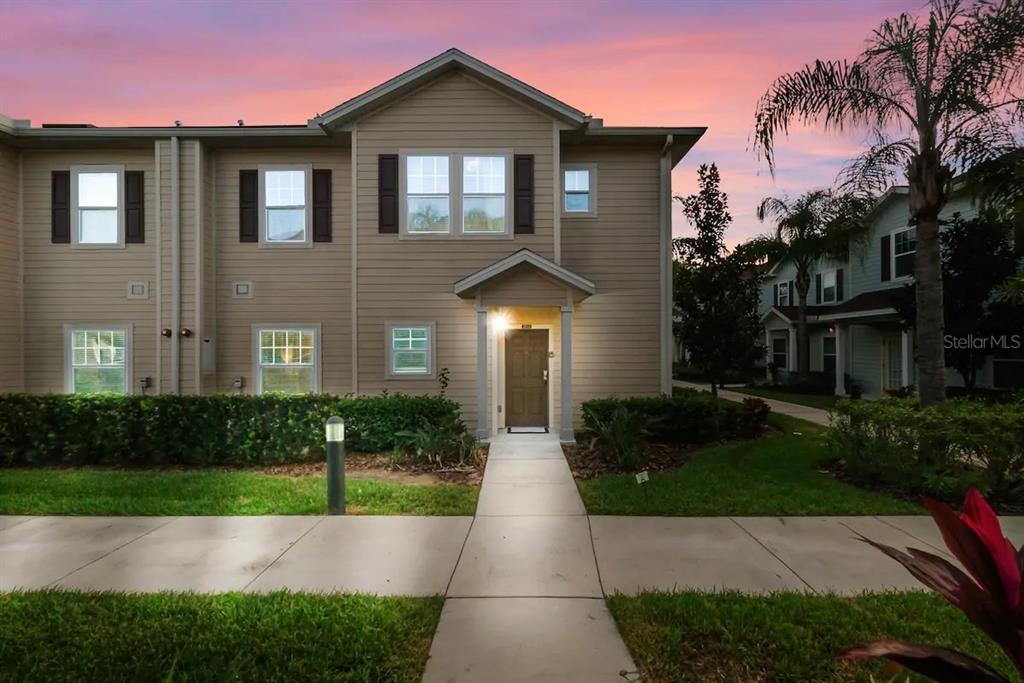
[0,469,478,516]
[608,590,1018,683]
[576,414,920,516]
[728,385,839,410]
[0,590,441,683]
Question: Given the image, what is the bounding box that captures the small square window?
[387,323,434,377]
[254,325,318,394]
[562,165,597,217]
[66,326,130,393]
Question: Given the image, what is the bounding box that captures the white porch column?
[788,327,798,374]
[900,329,911,388]
[764,328,772,381]
[834,325,846,396]
[476,303,489,440]
[560,304,575,444]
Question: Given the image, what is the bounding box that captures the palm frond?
[839,134,917,195]
[753,59,916,171]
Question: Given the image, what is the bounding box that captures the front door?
[880,333,902,390]
[506,329,548,427]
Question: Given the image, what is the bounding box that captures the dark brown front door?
[506,329,548,427]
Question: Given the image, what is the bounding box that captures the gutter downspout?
[659,134,673,395]
[170,136,181,394]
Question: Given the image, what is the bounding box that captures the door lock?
[543,369,549,382]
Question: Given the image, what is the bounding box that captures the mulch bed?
[562,442,693,480]
[259,449,488,486]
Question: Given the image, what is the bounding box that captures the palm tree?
[755,190,871,381]
[753,0,1024,406]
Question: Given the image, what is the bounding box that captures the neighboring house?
[0,49,705,442]
[758,185,1022,397]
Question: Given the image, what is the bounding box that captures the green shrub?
[581,390,770,446]
[395,411,478,469]
[0,393,463,467]
[828,397,1024,503]
[586,405,653,470]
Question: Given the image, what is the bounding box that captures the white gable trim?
[454,248,595,298]
[316,49,587,129]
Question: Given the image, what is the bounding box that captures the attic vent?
[41,123,97,128]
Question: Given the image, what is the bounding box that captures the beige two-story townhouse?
[0,49,704,442]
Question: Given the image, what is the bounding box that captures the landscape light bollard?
[326,416,346,515]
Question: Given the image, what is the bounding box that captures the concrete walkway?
[673,379,831,426]
[421,432,635,682]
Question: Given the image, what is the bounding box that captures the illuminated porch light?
[491,312,510,332]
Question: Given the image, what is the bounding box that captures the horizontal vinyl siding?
[561,146,662,418]
[21,149,157,393]
[355,71,556,429]
[0,144,21,390]
[479,267,568,307]
[213,148,351,395]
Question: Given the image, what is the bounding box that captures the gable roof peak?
[316,48,588,129]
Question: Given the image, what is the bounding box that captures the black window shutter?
[836,268,845,301]
[378,154,398,233]
[239,170,258,243]
[51,171,71,243]
[773,283,779,306]
[880,235,891,281]
[312,169,332,242]
[789,280,795,303]
[125,170,145,243]
[815,273,822,304]
[513,154,534,234]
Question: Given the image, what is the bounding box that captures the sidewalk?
[673,379,831,426]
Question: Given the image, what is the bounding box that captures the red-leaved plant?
[839,489,1023,682]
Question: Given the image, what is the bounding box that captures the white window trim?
[890,226,916,281]
[561,163,598,218]
[821,269,837,304]
[70,165,126,248]
[777,281,790,307]
[251,323,322,394]
[398,150,513,239]
[385,321,437,379]
[258,164,313,248]
[63,323,133,394]
[771,336,788,370]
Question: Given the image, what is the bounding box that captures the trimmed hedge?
[0,393,462,467]
[581,390,770,445]
[828,397,1024,503]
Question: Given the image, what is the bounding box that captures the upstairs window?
[462,155,506,233]
[778,281,790,307]
[822,270,837,303]
[893,228,916,279]
[387,323,435,378]
[66,326,129,393]
[255,326,318,394]
[72,166,123,245]
[562,164,597,217]
[406,155,451,234]
[260,166,311,245]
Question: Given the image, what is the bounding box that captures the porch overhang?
[453,249,595,301]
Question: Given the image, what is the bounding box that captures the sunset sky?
[2,0,919,245]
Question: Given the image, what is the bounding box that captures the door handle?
[543,369,549,382]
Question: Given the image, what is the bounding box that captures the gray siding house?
[758,186,1017,397]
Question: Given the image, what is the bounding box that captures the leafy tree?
[753,0,1024,405]
[673,164,763,395]
[894,211,1023,388]
[754,190,872,380]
